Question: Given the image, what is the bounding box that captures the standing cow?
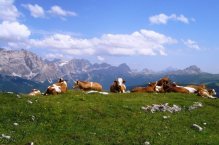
[110,78,126,93]
[73,80,102,91]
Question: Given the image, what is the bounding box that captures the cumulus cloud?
[0,0,20,21]
[30,29,177,56]
[0,21,31,41]
[183,39,200,50]
[22,4,45,18]
[97,56,105,61]
[149,13,190,24]
[45,53,64,59]
[48,5,77,17]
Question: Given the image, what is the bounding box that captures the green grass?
[0,91,219,145]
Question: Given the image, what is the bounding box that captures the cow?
[110,78,126,93]
[44,78,68,95]
[28,89,41,96]
[197,88,217,99]
[166,82,190,94]
[171,84,197,94]
[186,84,206,90]
[157,77,170,86]
[157,77,172,92]
[73,80,102,91]
[131,82,157,93]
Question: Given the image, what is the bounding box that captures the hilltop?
[0,91,219,145]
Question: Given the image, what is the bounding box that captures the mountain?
[0,74,49,93]
[1,49,219,94]
[0,49,134,90]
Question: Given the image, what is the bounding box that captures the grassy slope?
[0,91,219,145]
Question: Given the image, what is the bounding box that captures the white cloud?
[29,29,177,56]
[183,39,200,50]
[97,56,105,61]
[149,13,190,24]
[175,14,189,24]
[22,4,45,18]
[0,21,31,41]
[0,0,20,21]
[45,53,64,59]
[149,13,169,24]
[48,5,77,17]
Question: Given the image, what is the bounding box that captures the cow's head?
[72,80,79,89]
[113,78,126,93]
[157,77,170,86]
[208,89,216,96]
[59,78,64,82]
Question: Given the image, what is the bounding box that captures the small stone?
[27,100,33,104]
[31,115,35,121]
[13,123,19,126]
[144,141,150,145]
[1,134,11,139]
[16,94,21,98]
[192,124,203,131]
[163,116,170,119]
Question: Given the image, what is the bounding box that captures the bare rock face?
[0,49,45,79]
[0,49,132,83]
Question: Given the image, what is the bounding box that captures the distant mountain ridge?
[0,49,132,86]
[0,48,207,82]
[1,48,218,93]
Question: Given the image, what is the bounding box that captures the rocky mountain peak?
[118,63,131,72]
[183,65,201,74]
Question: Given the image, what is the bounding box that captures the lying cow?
[186,84,206,90]
[110,78,126,93]
[171,84,198,94]
[166,82,189,94]
[157,77,173,92]
[73,80,102,91]
[131,82,157,93]
[197,88,217,99]
[44,78,68,95]
[157,77,170,86]
[28,89,41,96]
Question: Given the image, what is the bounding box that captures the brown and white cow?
[186,84,206,90]
[44,78,68,95]
[131,82,157,93]
[166,82,190,94]
[73,80,102,91]
[28,89,41,96]
[197,88,217,99]
[110,78,126,93]
[157,77,172,92]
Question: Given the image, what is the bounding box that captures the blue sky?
[0,0,219,73]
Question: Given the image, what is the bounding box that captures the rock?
[1,134,11,139]
[144,141,150,145]
[189,102,203,111]
[141,103,181,113]
[192,124,203,131]
[163,116,170,119]
[27,100,33,104]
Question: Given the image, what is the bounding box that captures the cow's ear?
[76,81,79,84]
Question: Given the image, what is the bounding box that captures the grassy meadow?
[0,90,219,145]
